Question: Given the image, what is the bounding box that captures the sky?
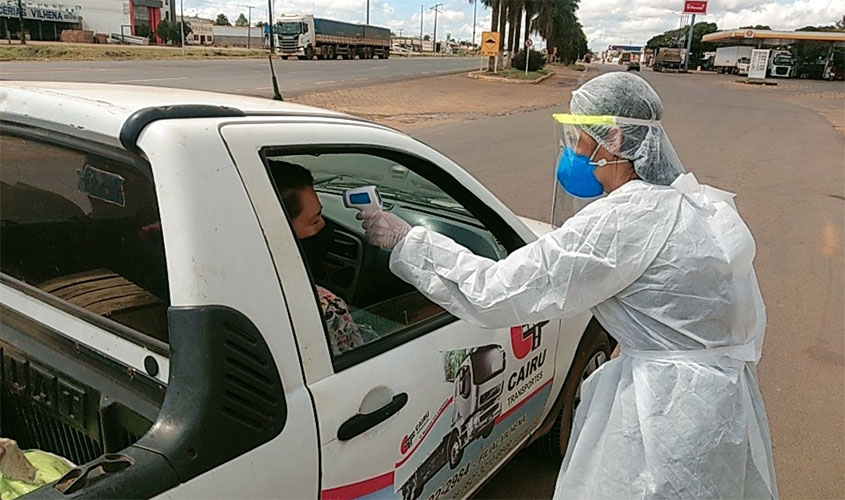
[181,0,842,52]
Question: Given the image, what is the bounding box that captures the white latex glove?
[359,210,411,250]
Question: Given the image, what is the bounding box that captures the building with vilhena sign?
[0,0,176,43]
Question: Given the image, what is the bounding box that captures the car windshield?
[470,346,504,384]
[773,54,792,65]
[278,22,302,35]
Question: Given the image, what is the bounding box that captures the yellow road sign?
[481,31,500,56]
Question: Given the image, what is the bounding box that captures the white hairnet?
[570,72,686,186]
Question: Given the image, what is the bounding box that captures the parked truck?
[264,14,390,60]
[714,46,754,74]
[768,49,794,78]
[652,48,686,72]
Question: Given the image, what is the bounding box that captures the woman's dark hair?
[269,160,314,218]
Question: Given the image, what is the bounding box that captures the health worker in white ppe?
[358,72,778,499]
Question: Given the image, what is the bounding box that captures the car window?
[0,129,169,343]
[262,148,515,369]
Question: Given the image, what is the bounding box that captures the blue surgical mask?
[556,146,604,199]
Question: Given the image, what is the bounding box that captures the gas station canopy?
[702,29,845,47]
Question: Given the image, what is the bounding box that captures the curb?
[466,69,555,84]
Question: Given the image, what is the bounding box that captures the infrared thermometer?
[342,185,383,217]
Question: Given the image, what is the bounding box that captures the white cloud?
[579,0,841,52]
[382,2,394,16]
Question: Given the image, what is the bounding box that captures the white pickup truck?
[0,82,611,499]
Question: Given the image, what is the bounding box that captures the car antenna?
[266,0,283,101]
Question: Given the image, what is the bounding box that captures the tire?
[327,45,336,60]
[536,320,611,458]
[305,46,314,60]
[280,56,289,60]
[447,430,464,469]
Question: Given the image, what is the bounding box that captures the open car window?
[262,147,519,370]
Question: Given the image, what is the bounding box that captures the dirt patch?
[289,66,593,130]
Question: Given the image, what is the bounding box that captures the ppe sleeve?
[389,195,680,329]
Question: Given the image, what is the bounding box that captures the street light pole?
[366,0,369,24]
[179,0,185,55]
[419,5,423,53]
[266,0,282,100]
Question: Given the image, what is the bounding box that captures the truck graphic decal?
[320,378,554,500]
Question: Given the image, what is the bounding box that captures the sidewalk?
[290,65,594,131]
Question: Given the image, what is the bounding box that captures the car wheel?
[447,429,464,469]
[280,55,289,60]
[536,319,611,458]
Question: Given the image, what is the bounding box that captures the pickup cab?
[0,82,611,499]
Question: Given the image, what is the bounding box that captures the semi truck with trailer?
[264,14,390,60]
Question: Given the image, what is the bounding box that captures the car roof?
[0,81,354,148]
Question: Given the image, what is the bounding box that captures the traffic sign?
[683,0,707,14]
[524,38,533,48]
[481,31,500,56]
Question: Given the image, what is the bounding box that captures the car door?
[221,117,561,500]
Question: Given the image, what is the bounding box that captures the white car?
[0,82,610,499]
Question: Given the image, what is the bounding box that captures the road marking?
[108,76,188,83]
[354,77,369,81]
[315,80,337,85]
[254,86,273,90]
[371,66,389,70]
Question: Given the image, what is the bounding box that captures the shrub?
[512,49,545,72]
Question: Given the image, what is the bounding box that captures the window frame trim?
[259,144,527,372]
[0,122,170,358]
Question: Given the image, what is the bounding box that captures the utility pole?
[419,5,423,53]
[366,0,370,24]
[430,3,442,54]
[179,0,185,54]
[471,0,476,49]
[236,4,255,48]
[16,0,24,44]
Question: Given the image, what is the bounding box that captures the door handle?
[337,392,408,441]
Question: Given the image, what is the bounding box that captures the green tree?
[214,13,231,26]
[235,13,249,27]
[156,20,192,45]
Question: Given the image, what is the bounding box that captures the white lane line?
[354,77,369,81]
[108,76,188,83]
[371,66,389,69]
[315,80,337,84]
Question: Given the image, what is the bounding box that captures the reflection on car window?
[264,151,509,365]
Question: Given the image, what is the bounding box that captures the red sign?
[683,0,707,14]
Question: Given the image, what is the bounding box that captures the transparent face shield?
[550,113,658,228]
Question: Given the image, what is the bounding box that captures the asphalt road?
[0,56,479,97]
[414,66,845,499]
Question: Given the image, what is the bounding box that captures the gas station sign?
[683,1,708,14]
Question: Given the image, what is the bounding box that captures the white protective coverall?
[387,172,777,499]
